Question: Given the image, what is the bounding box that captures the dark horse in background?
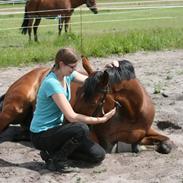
[21,0,98,42]
[0,57,172,154]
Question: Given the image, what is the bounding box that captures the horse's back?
[7,67,49,94]
[26,0,70,12]
[0,67,50,131]
[4,67,50,111]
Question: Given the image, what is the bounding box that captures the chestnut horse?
[21,0,98,42]
[0,68,50,134]
[0,58,172,154]
[73,58,172,154]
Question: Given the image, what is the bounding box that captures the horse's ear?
[99,71,109,87]
[81,55,94,75]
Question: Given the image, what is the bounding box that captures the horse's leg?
[28,18,34,42]
[58,16,64,35]
[12,109,33,142]
[139,127,172,154]
[33,17,41,42]
[0,110,32,141]
[64,16,71,33]
[0,111,15,132]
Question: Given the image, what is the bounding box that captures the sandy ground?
[0,50,183,183]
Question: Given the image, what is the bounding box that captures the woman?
[30,48,116,172]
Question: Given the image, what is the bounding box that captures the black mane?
[82,60,136,101]
[105,60,136,84]
[83,71,104,101]
[0,94,5,111]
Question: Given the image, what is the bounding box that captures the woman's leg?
[31,122,105,170]
[31,122,90,171]
[31,122,89,154]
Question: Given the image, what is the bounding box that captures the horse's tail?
[21,5,29,35]
[0,94,5,111]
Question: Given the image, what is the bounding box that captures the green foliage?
[0,2,183,67]
[0,27,183,67]
[153,82,164,94]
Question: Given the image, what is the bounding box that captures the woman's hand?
[105,61,119,68]
[97,107,116,124]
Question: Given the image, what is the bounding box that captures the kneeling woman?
[30,48,116,172]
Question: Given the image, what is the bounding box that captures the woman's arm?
[52,93,115,124]
[73,71,88,84]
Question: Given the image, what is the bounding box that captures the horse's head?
[75,58,137,117]
[74,70,110,116]
[104,60,137,115]
[73,57,112,117]
[86,0,98,14]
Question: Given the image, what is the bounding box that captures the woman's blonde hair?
[54,47,80,69]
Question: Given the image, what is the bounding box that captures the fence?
[0,0,183,66]
[0,0,25,5]
[0,0,183,32]
[0,0,183,38]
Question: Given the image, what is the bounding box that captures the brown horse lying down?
[0,68,50,136]
[0,58,172,154]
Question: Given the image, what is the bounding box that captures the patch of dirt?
[0,50,183,183]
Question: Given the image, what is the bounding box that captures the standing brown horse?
[0,57,172,154]
[21,0,98,42]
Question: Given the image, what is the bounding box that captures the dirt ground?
[0,50,183,183]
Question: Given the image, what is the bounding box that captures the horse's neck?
[70,0,85,8]
[113,79,144,117]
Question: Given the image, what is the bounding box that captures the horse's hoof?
[131,143,140,153]
[156,140,172,154]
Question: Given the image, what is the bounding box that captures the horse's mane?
[0,94,5,111]
[82,71,104,101]
[105,60,136,84]
[82,60,136,101]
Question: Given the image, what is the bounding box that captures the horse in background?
[21,0,98,42]
[0,57,172,154]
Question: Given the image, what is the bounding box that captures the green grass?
[0,1,183,67]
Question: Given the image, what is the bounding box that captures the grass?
[0,1,183,67]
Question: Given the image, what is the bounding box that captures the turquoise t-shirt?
[30,71,76,133]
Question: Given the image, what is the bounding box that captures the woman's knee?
[78,122,89,131]
[75,123,90,135]
[89,144,106,163]
[92,148,106,163]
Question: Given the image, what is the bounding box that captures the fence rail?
[0,0,25,5]
[0,1,183,32]
[0,4,183,16]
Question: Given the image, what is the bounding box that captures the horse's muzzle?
[93,8,98,14]
[90,7,98,14]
